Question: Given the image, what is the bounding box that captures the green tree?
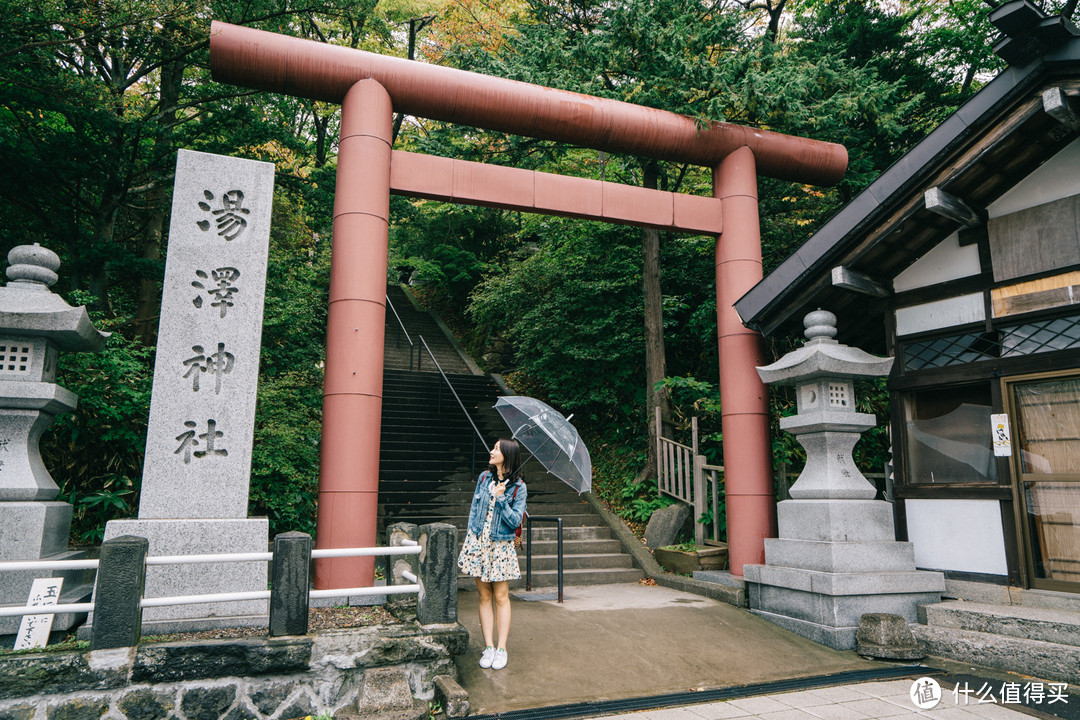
[2,0,401,541]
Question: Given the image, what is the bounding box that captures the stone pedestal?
[746,310,943,650]
[98,519,269,633]
[744,500,944,648]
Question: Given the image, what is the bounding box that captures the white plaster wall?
[905,498,1008,575]
[989,136,1080,218]
[893,232,982,292]
[895,292,985,336]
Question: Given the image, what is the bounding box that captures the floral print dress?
[457,485,521,583]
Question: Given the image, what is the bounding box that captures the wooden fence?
[655,409,723,545]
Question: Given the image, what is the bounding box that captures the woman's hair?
[489,438,524,482]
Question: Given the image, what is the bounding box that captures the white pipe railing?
[0,559,99,572]
[311,544,419,559]
[0,602,95,618]
[0,541,424,620]
[145,552,272,565]
[141,590,271,608]
[310,585,420,599]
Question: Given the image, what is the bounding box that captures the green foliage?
[246,192,330,538]
[618,475,673,523]
[589,438,677,526]
[248,371,322,537]
[469,219,645,424]
[389,199,513,309]
[43,307,153,545]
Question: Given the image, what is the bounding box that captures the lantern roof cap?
[0,244,109,351]
[756,310,892,385]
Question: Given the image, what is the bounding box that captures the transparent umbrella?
[494,396,592,493]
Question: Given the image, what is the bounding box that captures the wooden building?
[736,2,1080,600]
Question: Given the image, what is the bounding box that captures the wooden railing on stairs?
[655,408,724,545]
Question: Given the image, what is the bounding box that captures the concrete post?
[417,523,457,625]
[269,531,311,637]
[315,79,393,590]
[387,522,420,618]
[91,535,148,650]
[713,147,777,575]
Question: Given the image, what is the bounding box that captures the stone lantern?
[744,309,943,650]
[0,244,107,639]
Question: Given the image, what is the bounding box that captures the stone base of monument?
[79,517,269,637]
[0,501,96,640]
[744,497,944,650]
[744,563,944,650]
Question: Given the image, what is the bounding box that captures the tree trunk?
[640,160,674,482]
[765,0,786,46]
[134,59,184,345]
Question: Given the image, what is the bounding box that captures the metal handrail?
[523,513,564,603]
[385,292,416,370]
[418,334,487,475]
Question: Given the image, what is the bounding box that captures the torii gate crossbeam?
[208,22,848,588]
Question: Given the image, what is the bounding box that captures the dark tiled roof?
[735,32,1080,352]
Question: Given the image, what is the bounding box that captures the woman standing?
[457,438,527,671]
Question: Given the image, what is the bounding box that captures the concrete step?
[459,567,645,589]
[388,502,593,517]
[454,537,621,554]
[396,524,613,542]
[385,513,604,528]
[921,600,1080,648]
[381,478,573,492]
[515,538,623,554]
[512,553,635,571]
[378,494,594,509]
[911,623,1080,685]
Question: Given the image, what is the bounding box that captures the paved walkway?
[453,583,1077,720]
[583,678,1039,720]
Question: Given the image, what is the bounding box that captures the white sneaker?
[479,646,496,668]
[491,648,508,670]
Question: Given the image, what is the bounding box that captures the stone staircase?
[378,286,643,589]
[384,284,472,374]
[912,583,1080,685]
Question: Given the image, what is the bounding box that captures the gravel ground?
[138,605,400,643]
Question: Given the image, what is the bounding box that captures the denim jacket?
[466,470,527,542]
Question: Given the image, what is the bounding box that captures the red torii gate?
[209,22,848,588]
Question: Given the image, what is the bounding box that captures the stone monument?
[97,149,275,633]
[744,309,944,649]
[0,243,107,641]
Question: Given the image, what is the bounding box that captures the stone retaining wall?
[0,621,467,720]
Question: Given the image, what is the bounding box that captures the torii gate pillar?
[315,80,393,588]
[714,147,777,575]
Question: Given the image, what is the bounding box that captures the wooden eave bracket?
[831,266,892,298]
[924,186,988,228]
[1043,87,1080,130]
